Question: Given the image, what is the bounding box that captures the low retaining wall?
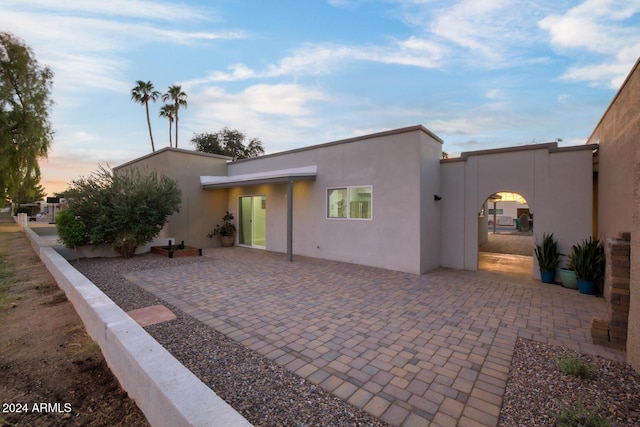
[24,228,251,427]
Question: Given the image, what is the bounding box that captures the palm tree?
[131,80,160,152]
[162,85,187,148]
[159,104,176,148]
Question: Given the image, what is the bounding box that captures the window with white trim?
[327,186,372,219]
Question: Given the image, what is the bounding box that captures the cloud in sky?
[539,0,640,88]
[430,0,535,63]
[184,83,336,152]
[1,2,244,95]
[187,37,445,86]
[0,0,637,195]
[392,0,554,68]
[12,0,214,21]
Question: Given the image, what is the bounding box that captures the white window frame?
[326,185,373,220]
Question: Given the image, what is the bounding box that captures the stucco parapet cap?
[548,143,598,153]
[440,142,598,163]
[201,165,317,189]
[115,147,232,170]
[232,124,443,165]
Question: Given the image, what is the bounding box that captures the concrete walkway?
[125,247,625,426]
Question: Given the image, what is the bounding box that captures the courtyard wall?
[588,58,640,371]
[440,143,594,279]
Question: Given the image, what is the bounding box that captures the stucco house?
[115,58,640,371]
[116,125,594,278]
[118,125,444,275]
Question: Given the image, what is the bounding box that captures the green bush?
[554,401,612,427]
[55,209,89,249]
[14,206,30,215]
[62,166,181,258]
[556,356,595,378]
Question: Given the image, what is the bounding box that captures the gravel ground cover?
[73,254,388,427]
[499,338,640,426]
[72,253,640,427]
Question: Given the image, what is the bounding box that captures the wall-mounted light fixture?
[434,194,442,201]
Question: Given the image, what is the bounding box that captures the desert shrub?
[62,166,181,258]
[554,401,612,427]
[14,206,30,215]
[556,355,596,378]
[55,209,89,249]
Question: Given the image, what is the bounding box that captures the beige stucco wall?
[225,126,443,274]
[440,160,466,269]
[440,144,594,278]
[588,59,640,369]
[588,59,640,241]
[630,147,640,370]
[419,131,443,272]
[115,148,230,249]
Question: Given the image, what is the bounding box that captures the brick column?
[591,233,630,351]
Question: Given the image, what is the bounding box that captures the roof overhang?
[201,165,317,189]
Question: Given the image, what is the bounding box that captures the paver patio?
[125,247,625,427]
[479,232,533,257]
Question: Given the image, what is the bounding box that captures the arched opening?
[478,192,533,277]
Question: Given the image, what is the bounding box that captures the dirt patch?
[0,225,148,426]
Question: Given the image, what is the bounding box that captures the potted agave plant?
[207,211,236,247]
[534,232,560,284]
[572,237,605,295]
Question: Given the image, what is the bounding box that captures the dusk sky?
[2,0,639,196]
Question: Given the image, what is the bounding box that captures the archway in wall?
[478,192,533,277]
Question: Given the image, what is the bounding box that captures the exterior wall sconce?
[434,194,442,201]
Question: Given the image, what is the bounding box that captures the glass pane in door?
[239,196,252,245]
[238,195,266,248]
[253,196,266,247]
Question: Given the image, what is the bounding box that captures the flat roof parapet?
[231,124,443,165]
[441,142,598,163]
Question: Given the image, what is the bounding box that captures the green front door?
[239,195,266,248]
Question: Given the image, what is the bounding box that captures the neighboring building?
[485,196,530,227]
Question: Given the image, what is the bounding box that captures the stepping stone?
[127,305,176,327]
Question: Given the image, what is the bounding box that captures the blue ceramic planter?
[578,279,596,295]
[558,268,578,289]
[540,270,556,284]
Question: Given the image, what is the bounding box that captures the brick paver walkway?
[125,247,624,427]
[479,233,533,257]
